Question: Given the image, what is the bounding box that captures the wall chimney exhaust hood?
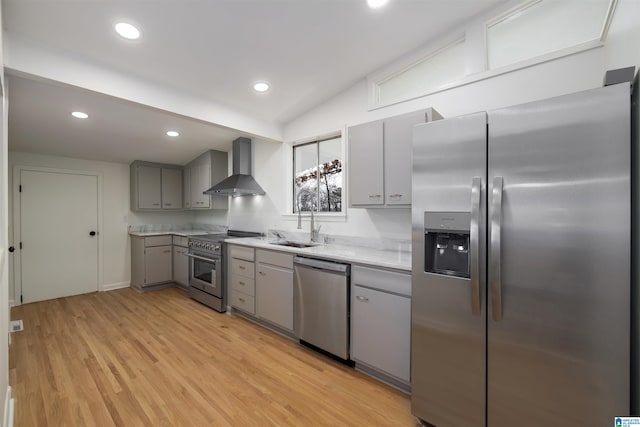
[204,137,266,197]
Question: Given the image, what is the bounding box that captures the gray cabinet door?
[183,166,191,208]
[349,121,384,206]
[137,165,161,209]
[256,263,294,331]
[190,162,211,208]
[172,246,189,286]
[384,110,426,205]
[161,168,182,209]
[144,245,172,285]
[352,285,411,383]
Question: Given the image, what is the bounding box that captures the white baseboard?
[3,386,12,427]
[102,281,130,292]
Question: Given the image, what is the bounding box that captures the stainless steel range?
[187,230,263,312]
[187,233,226,312]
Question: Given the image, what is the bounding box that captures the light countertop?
[128,230,212,237]
[225,237,411,272]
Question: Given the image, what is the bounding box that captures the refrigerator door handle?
[490,176,504,321]
[470,176,481,316]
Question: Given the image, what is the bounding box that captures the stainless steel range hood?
[204,137,266,197]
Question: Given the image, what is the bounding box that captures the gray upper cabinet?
[131,162,182,211]
[185,150,228,210]
[130,149,227,211]
[136,165,162,209]
[349,121,384,206]
[348,108,442,208]
[161,168,182,209]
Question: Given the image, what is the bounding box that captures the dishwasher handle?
[293,256,350,274]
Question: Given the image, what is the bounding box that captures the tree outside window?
[293,136,342,213]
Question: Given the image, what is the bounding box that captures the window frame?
[291,133,344,216]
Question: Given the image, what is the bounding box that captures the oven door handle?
[185,253,218,263]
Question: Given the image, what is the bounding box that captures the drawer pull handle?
[239,281,245,286]
[368,194,382,198]
[152,203,160,206]
[356,296,369,302]
[259,271,266,276]
[239,266,246,270]
[163,250,171,253]
[389,194,402,198]
[239,298,245,303]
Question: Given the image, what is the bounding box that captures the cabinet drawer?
[145,235,172,247]
[231,290,255,314]
[256,249,293,269]
[352,265,411,296]
[230,258,255,279]
[229,245,255,261]
[172,235,189,247]
[230,275,255,297]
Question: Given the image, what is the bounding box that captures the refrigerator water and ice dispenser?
[424,211,471,278]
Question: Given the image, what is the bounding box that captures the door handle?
[89,231,97,237]
[470,177,481,316]
[490,176,503,321]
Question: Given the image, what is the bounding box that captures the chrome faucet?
[296,189,321,242]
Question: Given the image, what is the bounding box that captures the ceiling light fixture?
[115,22,141,40]
[253,82,270,93]
[71,111,89,119]
[367,0,389,9]
[166,131,180,137]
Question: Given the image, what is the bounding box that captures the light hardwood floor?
[10,287,416,426]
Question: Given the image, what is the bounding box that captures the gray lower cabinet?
[351,265,411,388]
[131,235,173,288]
[255,249,294,331]
[172,236,189,287]
[228,245,256,314]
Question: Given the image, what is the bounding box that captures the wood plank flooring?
[9,287,416,426]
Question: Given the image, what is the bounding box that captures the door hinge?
[19,242,22,250]
[19,185,22,193]
[20,295,23,303]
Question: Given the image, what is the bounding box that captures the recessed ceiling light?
[253,82,270,93]
[367,0,389,9]
[71,111,88,119]
[115,22,141,40]
[166,131,180,137]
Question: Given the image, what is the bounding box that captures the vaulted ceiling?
[3,0,505,163]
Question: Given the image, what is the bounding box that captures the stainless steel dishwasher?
[294,256,351,361]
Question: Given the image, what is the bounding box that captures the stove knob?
[207,244,213,251]
[214,245,220,251]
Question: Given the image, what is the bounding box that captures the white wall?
[273,0,640,240]
[0,0,10,420]
[7,151,196,302]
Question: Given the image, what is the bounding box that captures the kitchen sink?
[271,240,322,248]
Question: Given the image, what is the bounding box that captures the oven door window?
[192,256,220,289]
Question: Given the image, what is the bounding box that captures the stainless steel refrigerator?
[411,81,632,426]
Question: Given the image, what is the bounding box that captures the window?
[293,136,342,213]
[486,0,612,70]
[374,37,466,107]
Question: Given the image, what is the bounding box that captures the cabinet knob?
[89,231,97,237]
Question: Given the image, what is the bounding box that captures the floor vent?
[10,320,23,332]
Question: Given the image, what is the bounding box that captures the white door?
[20,170,99,303]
